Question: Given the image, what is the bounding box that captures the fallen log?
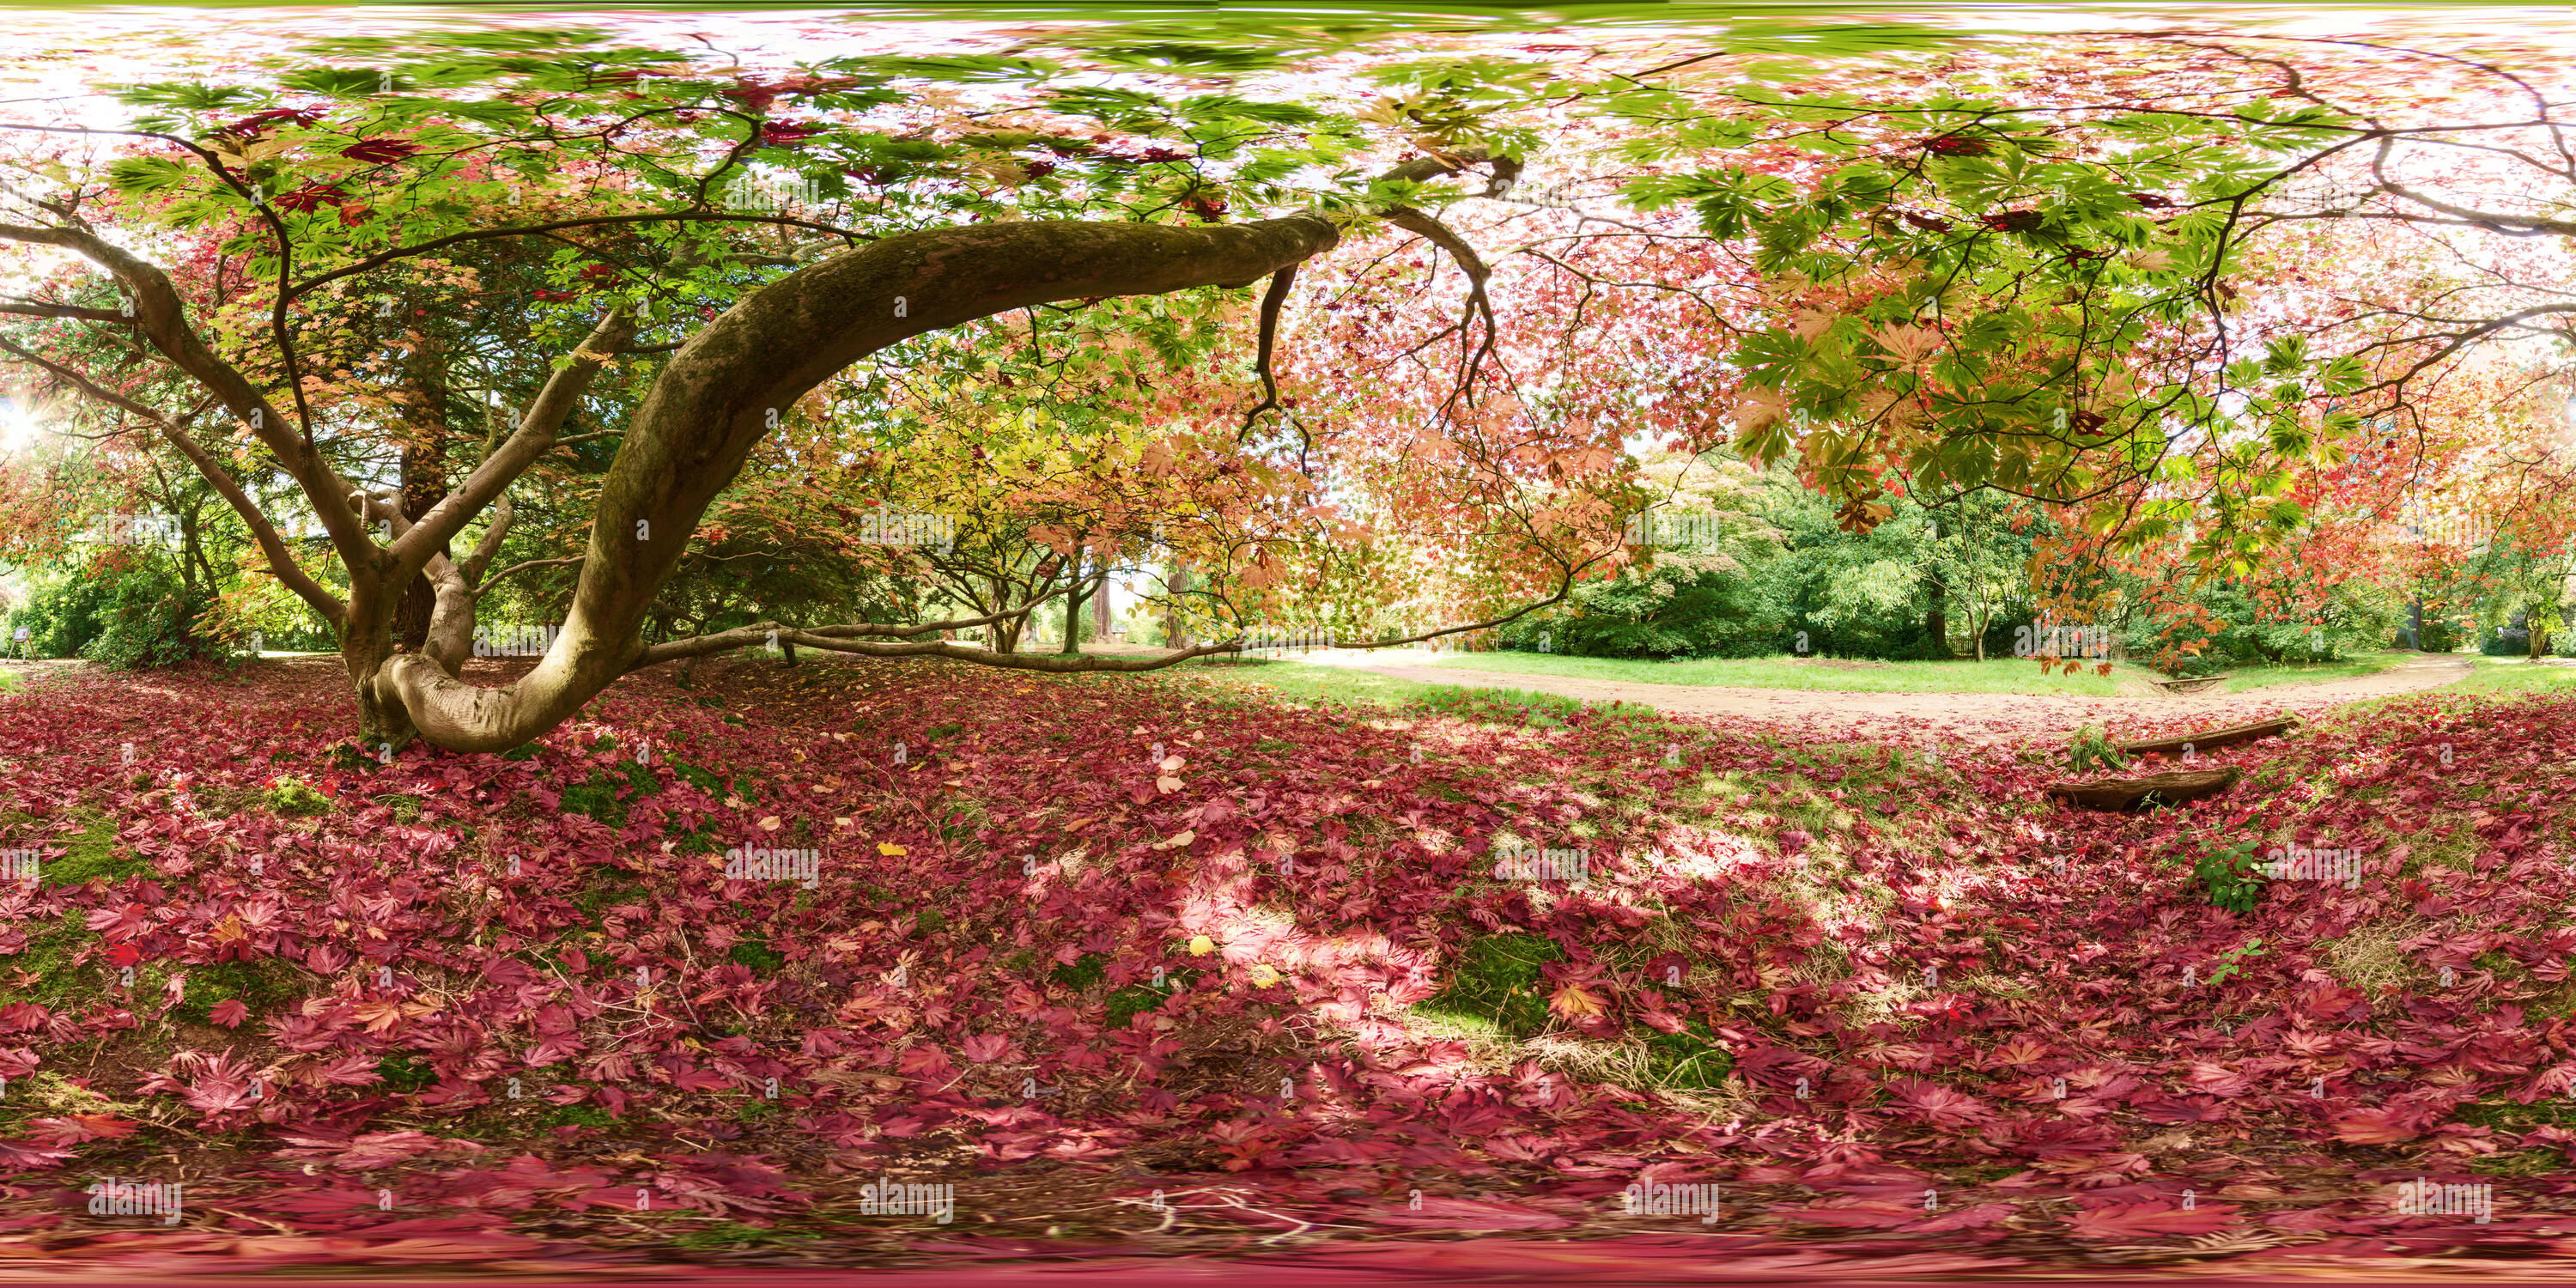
[2153,674,2228,695]
[2117,716,2299,757]
[2046,767,2241,811]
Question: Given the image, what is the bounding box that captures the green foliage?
[1050,951,1109,991]
[4,561,216,669]
[1640,1018,1735,1089]
[2064,726,2129,776]
[560,760,659,828]
[728,934,785,974]
[2196,839,2267,914]
[671,1222,819,1251]
[377,1054,439,1092]
[263,776,332,817]
[546,1103,616,1128]
[2205,938,2265,987]
[43,814,149,887]
[1419,933,1565,1038]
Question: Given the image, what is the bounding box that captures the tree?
[0,36,1592,750]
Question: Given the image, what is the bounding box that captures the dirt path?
[1302,650,2476,744]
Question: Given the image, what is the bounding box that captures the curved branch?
[0,335,345,628]
[376,210,1340,750]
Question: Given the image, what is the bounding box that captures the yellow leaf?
[1158,755,1186,773]
[1248,963,1280,987]
[1188,935,1216,957]
[878,842,908,856]
[1156,775,1184,794]
[1548,982,1609,1022]
[758,816,781,832]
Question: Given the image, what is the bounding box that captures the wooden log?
[2045,767,2241,811]
[2117,716,2299,757]
[2153,674,2229,694]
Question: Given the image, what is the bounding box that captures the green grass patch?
[0,912,100,1010]
[1051,951,1108,991]
[1417,933,1566,1039]
[376,1054,439,1092]
[1419,652,2136,696]
[1641,1018,1735,1090]
[672,1221,819,1250]
[728,934,785,975]
[2218,651,2416,692]
[560,760,661,829]
[42,812,149,887]
[152,957,307,1025]
[2449,657,2576,698]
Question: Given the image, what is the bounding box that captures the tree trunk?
[1060,555,1086,655]
[392,438,447,652]
[1093,571,1114,640]
[1925,514,1952,659]
[1164,564,1191,649]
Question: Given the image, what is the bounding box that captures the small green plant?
[2196,839,2267,913]
[2065,726,2129,776]
[376,1054,439,1092]
[727,934,786,974]
[263,775,331,817]
[2205,938,2266,986]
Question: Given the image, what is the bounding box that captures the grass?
[1417,652,2138,696]
[1218,647,2427,698]
[1182,658,1635,722]
[0,671,19,694]
[2448,656,2576,698]
[2216,651,2417,692]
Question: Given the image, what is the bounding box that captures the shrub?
[2065,726,2129,777]
[263,776,331,817]
[2195,839,2266,914]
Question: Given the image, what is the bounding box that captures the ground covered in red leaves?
[0,654,2573,1279]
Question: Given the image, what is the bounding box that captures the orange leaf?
[1547,982,1607,1021]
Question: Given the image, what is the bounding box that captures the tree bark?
[392,438,446,652]
[1060,553,1086,654]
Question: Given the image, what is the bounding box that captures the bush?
[1496,565,1785,659]
[2195,839,2266,914]
[2482,625,2532,657]
[3,561,214,668]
